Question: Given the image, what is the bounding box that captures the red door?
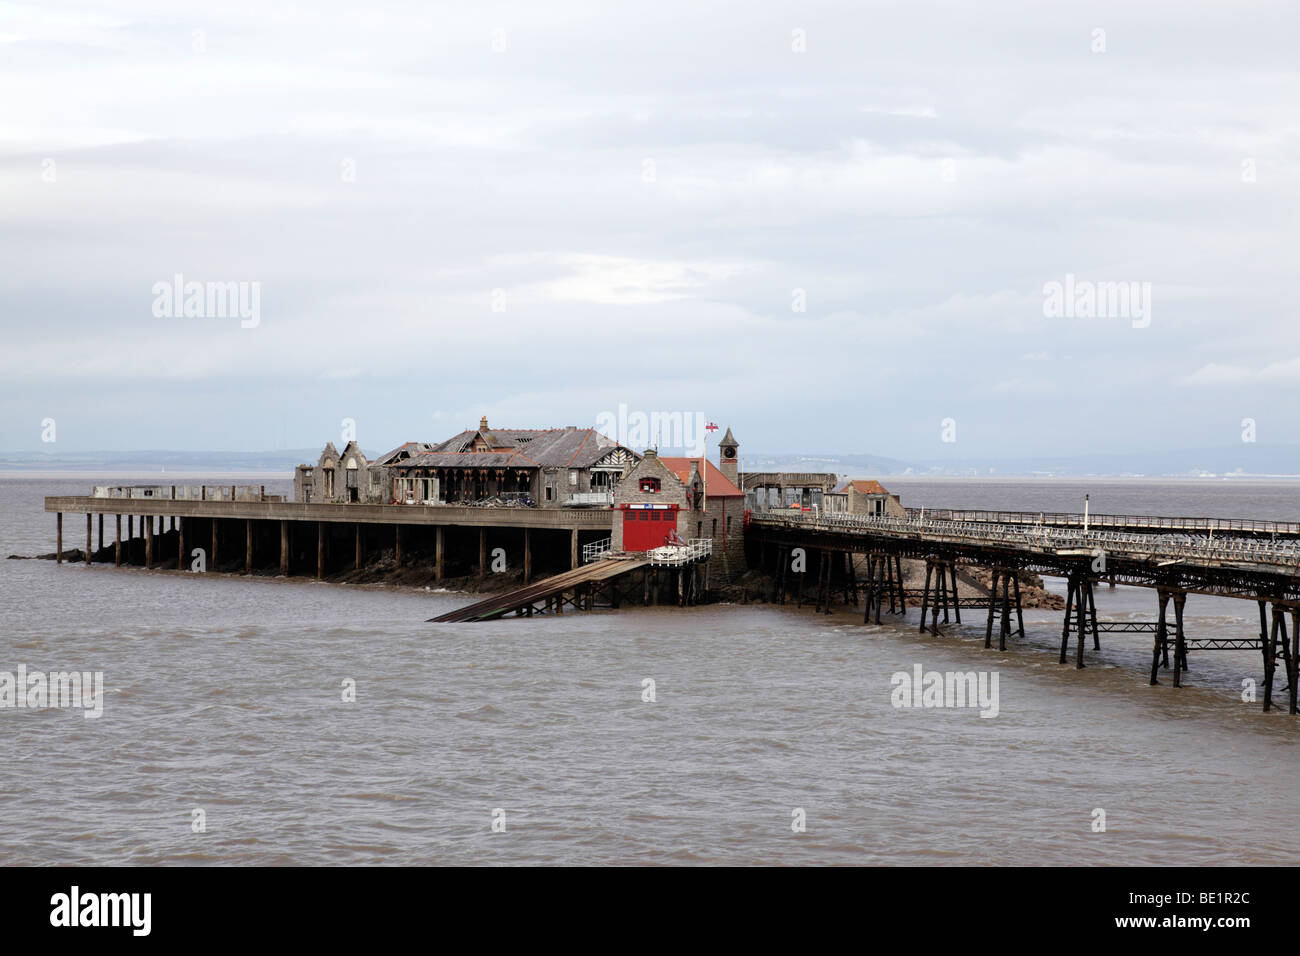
[622,507,678,551]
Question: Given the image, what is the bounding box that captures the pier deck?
[751,510,1300,713]
[45,496,613,531]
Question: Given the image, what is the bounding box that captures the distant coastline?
[5,468,1300,481]
[0,470,289,480]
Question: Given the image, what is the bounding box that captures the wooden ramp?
[429,555,651,623]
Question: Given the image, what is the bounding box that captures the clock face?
[724,448,736,459]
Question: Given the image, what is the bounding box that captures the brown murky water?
[3,477,1299,864]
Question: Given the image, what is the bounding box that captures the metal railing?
[92,484,278,502]
[582,537,613,563]
[649,538,713,566]
[903,506,1300,538]
[567,491,614,506]
[751,510,1300,570]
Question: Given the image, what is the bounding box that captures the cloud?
[1,0,1297,457]
[1182,358,1300,386]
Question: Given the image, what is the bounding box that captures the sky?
[1,0,1297,462]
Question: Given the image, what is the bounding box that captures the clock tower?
[718,426,739,485]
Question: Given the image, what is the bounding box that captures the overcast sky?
[2,0,1296,460]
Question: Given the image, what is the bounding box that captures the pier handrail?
[582,537,613,563]
[751,510,1300,570]
[568,491,614,506]
[91,484,278,502]
[901,506,1300,538]
[649,538,713,566]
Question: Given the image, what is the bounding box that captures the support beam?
[178,516,184,571]
[281,520,289,576]
[1150,590,1170,685]
[570,528,578,570]
[999,572,1011,651]
[874,556,885,623]
[1059,575,1077,664]
[1264,604,1279,712]
[355,524,362,572]
[97,513,103,553]
[895,555,906,614]
[918,561,932,634]
[114,514,121,567]
[1075,576,1088,669]
[85,513,92,565]
[985,569,1000,649]
[1172,592,1187,687]
[1290,608,1300,716]
[436,527,444,583]
[244,519,252,574]
[1012,573,1025,638]
[1086,577,1100,650]
[480,527,487,577]
[863,555,876,625]
[317,522,325,580]
[146,516,153,569]
[949,563,961,624]
[929,561,943,635]
[523,528,531,584]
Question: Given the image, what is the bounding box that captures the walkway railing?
[751,510,1300,570]
[903,506,1300,538]
[582,537,613,563]
[92,484,278,502]
[567,491,613,507]
[649,538,713,566]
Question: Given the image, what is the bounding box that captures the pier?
[749,510,1300,715]
[45,485,612,582]
[41,475,1300,721]
[903,506,1300,540]
[43,484,715,612]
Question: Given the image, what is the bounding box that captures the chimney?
[480,416,489,431]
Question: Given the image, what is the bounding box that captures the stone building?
[826,479,906,517]
[388,418,639,508]
[611,437,747,578]
[296,418,640,508]
[294,441,384,504]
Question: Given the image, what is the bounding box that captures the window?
[545,486,553,501]
[638,511,648,521]
[726,516,732,533]
[650,511,660,521]
[639,477,661,493]
[711,518,717,538]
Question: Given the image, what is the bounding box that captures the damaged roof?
[399,426,630,470]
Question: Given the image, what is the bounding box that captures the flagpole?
[701,430,707,516]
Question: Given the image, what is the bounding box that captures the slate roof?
[399,426,627,470]
[372,442,439,466]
